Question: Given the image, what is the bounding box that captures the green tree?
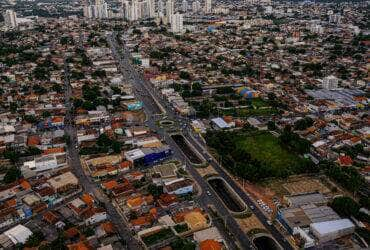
[73,98,84,108]
[359,197,370,210]
[82,101,96,110]
[25,231,45,247]
[33,84,48,94]
[112,140,122,153]
[111,86,121,95]
[26,146,42,156]
[133,28,142,35]
[3,150,20,163]
[97,133,112,147]
[23,115,38,124]
[33,66,50,80]
[216,86,234,94]
[92,69,107,79]
[9,102,18,113]
[42,111,51,118]
[279,127,311,154]
[49,232,67,250]
[179,71,191,80]
[51,83,63,93]
[82,84,100,101]
[70,71,85,80]
[331,197,360,218]
[294,117,314,130]
[170,237,196,250]
[321,161,365,194]
[267,121,276,130]
[147,184,163,198]
[191,82,202,96]
[4,167,22,183]
[60,36,74,45]
[83,227,95,237]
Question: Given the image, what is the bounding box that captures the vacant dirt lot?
[196,164,218,177]
[236,214,265,233]
[283,178,331,195]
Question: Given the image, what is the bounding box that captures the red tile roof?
[338,155,353,166]
[81,193,94,207]
[43,147,65,155]
[27,135,41,146]
[200,240,222,250]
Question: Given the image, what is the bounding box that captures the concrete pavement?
[108,33,257,250]
[63,59,143,250]
[108,32,294,250]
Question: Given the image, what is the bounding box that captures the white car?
[206,191,211,196]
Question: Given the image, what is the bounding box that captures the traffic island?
[159,120,175,127]
[207,176,249,216]
[170,133,205,166]
[250,232,283,250]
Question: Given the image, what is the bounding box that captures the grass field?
[219,98,278,117]
[221,107,278,117]
[235,132,303,171]
[206,130,310,181]
[251,98,269,108]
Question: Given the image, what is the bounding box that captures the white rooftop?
[310,219,354,235]
[124,148,145,160]
[4,224,33,244]
[211,117,230,129]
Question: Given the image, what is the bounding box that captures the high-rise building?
[171,12,183,33]
[4,9,17,28]
[83,0,108,19]
[245,0,271,4]
[181,0,188,13]
[265,5,272,14]
[83,5,93,18]
[192,0,201,13]
[158,0,164,16]
[99,3,109,18]
[309,23,324,34]
[322,75,339,90]
[122,0,154,21]
[122,0,130,19]
[166,0,174,22]
[139,1,147,18]
[204,0,212,13]
[329,14,341,24]
[148,0,155,18]
[130,0,139,20]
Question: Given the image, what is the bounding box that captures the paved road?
[184,129,292,250]
[108,33,256,250]
[107,36,163,116]
[109,32,294,250]
[63,59,143,250]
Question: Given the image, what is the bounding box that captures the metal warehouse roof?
[211,117,230,129]
[310,219,354,235]
[4,224,33,244]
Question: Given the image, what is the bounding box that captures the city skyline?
[0,1,369,250]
